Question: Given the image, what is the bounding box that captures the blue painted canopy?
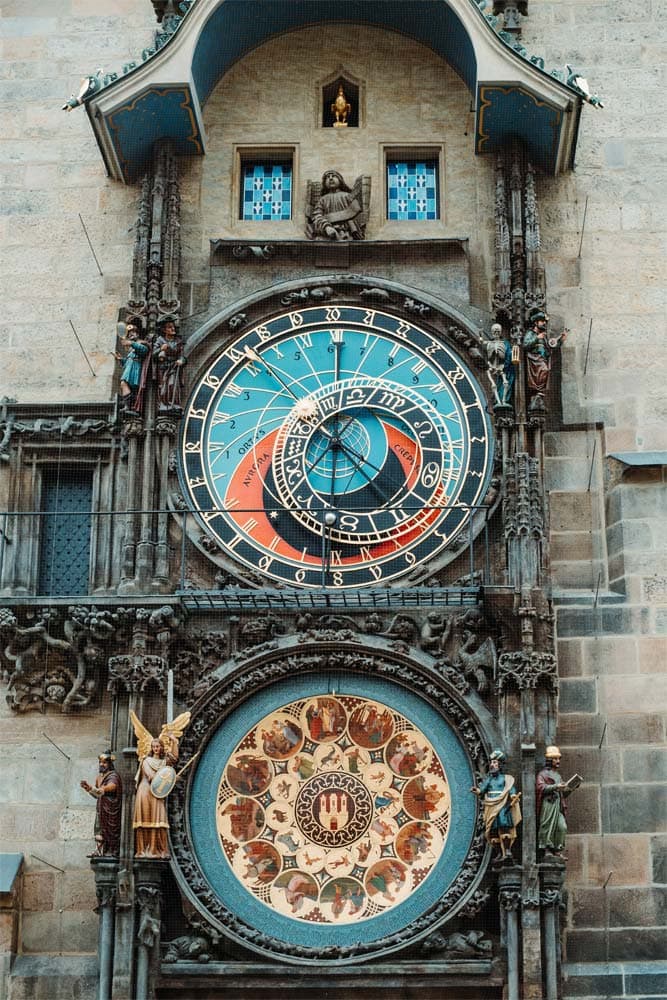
[86,0,583,181]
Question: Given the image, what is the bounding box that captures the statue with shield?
[130,710,191,859]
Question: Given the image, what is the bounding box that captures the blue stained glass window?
[241,162,292,221]
[387,159,439,221]
[38,467,93,596]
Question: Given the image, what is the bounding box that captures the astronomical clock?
[168,281,505,967]
[180,302,495,588]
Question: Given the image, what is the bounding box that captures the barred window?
[38,467,93,596]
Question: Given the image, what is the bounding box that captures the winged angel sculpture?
[130,709,191,858]
[305,170,371,241]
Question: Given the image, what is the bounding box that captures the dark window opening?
[38,467,93,596]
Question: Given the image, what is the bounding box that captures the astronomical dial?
[180,304,493,588]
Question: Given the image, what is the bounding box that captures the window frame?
[381,144,445,227]
[233,145,298,228]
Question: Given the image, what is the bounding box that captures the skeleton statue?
[485,322,515,405]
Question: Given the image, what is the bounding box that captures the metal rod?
[78,213,104,276]
[602,870,614,889]
[167,670,173,724]
[577,195,589,257]
[180,509,187,591]
[583,317,593,375]
[0,502,493,517]
[587,436,597,492]
[598,721,607,750]
[30,854,65,873]
[68,319,97,377]
[42,732,71,760]
[593,569,602,608]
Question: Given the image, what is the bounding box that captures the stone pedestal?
[134,860,168,1000]
[498,864,522,1000]
[92,857,119,1000]
[540,861,566,1000]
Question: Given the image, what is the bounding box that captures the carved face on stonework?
[151,738,164,758]
[323,171,341,191]
[162,322,176,339]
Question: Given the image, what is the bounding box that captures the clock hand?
[332,440,396,508]
[244,346,300,403]
[304,416,353,475]
[331,331,344,383]
[322,429,390,485]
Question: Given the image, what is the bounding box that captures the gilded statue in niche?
[331,84,351,127]
[536,745,581,860]
[115,319,150,413]
[305,171,370,241]
[153,318,186,412]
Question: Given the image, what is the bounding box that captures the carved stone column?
[92,858,118,1000]
[121,138,182,593]
[503,453,544,590]
[134,862,166,1000]
[540,864,565,1000]
[498,872,522,1000]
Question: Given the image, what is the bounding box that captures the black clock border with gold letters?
[180,303,494,588]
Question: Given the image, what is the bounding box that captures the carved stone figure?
[421,928,493,959]
[115,321,150,412]
[536,745,581,859]
[454,630,497,693]
[80,751,123,857]
[130,710,191,858]
[1,607,114,713]
[522,310,568,406]
[153,319,186,411]
[305,171,370,241]
[471,750,521,861]
[163,935,211,963]
[419,612,454,654]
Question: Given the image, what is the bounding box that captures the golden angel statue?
[130,710,191,859]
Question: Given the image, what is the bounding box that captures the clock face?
[180,304,493,588]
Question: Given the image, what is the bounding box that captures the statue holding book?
[536,745,582,859]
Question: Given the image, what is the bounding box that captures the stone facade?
[0,2,665,1000]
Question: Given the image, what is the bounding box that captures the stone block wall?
[525,0,667,450]
[0,693,111,964]
[0,0,155,404]
[521,3,667,992]
[555,613,667,974]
